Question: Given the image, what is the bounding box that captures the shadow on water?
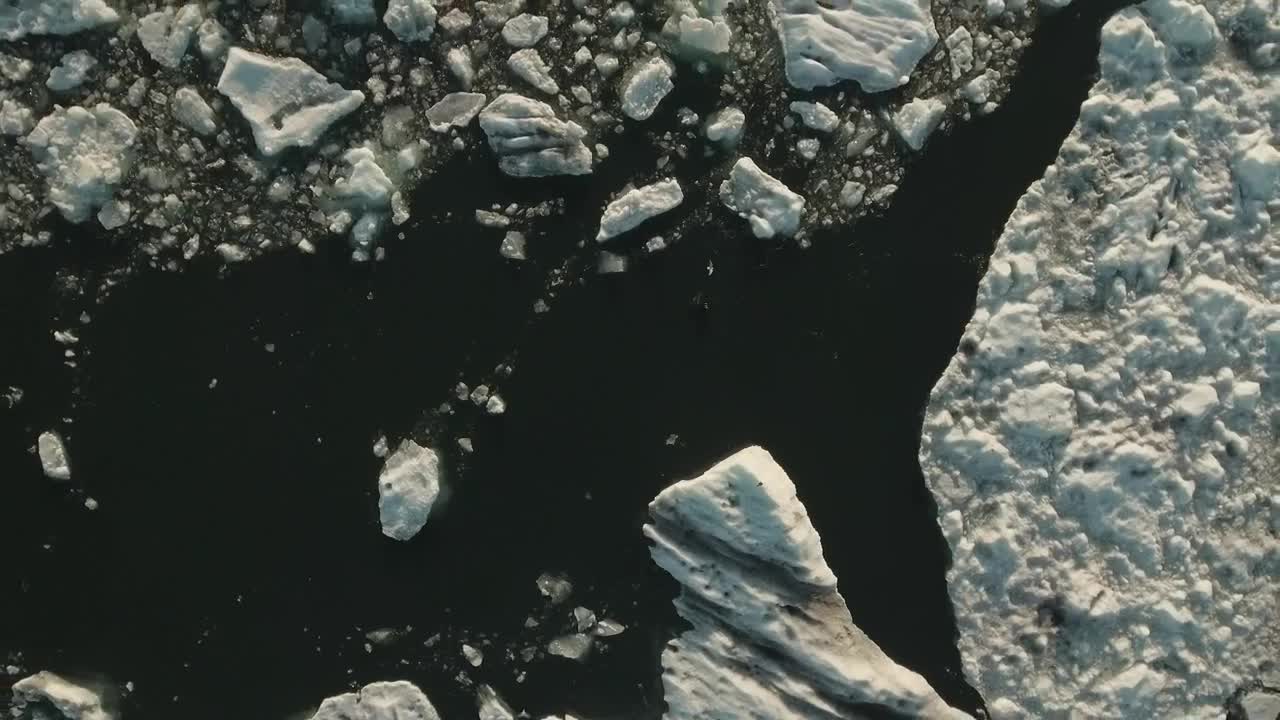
[0,2,1132,718]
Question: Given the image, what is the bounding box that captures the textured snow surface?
[377,440,441,541]
[769,0,938,92]
[719,158,805,238]
[25,103,137,224]
[10,671,111,720]
[645,446,971,719]
[0,0,117,40]
[37,430,71,480]
[478,93,592,177]
[596,179,683,242]
[308,680,440,720]
[921,2,1280,718]
[216,48,365,157]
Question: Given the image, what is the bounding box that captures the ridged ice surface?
[645,446,970,719]
[921,1,1280,717]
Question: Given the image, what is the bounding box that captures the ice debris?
[507,49,559,95]
[37,431,71,480]
[704,107,745,147]
[719,158,805,238]
[620,56,675,121]
[769,0,938,92]
[596,179,683,242]
[0,0,118,41]
[892,96,947,150]
[645,446,971,718]
[46,50,96,92]
[478,94,592,177]
[306,680,440,720]
[921,3,1280,717]
[536,572,573,604]
[171,87,217,136]
[10,671,111,720]
[547,633,591,661]
[789,101,839,133]
[502,13,548,48]
[425,92,485,132]
[137,4,202,69]
[26,103,138,223]
[217,47,365,157]
[377,440,441,541]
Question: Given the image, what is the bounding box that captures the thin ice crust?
[646,446,971,719]
[921,2,1279,717]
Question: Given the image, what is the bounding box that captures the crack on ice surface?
[645,446,971,719]
[921,0,1280,717]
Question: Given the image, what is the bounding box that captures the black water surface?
[0,3,1130,718]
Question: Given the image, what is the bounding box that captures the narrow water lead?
[0,3,1132,718]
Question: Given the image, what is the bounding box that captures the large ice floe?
[306,680,440,720]
[920,1,1280,717]
[645,446,971,719]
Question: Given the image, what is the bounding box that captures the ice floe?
[26,103,137,224]
[377,439,441,541]
[478,94,592,177]
[596,179,683,242]
[719,158,805,238]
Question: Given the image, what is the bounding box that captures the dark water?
[0,4,1130,718]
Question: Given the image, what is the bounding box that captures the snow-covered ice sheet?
[26,104,138,224]
[921,2,1280,717]
[769,0,938,92]
[377,440,441,541]
[10,671,112,720]
[217,48,365,157]
[719,158,805,238]
[307,680,440,720]
[597,179,683,242]
[645,446,971,719]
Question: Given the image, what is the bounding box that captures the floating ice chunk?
[946,27,974,79]
[96,199,130,229]
[536,572,573,603]
[548,633,592,661]
[769,0,938,92]
[478,93,592,177]
[0,53,32,81]
[704,107,745,147]
[485,394,506,415]
[499,231,527,259]
[0,98,35,136]
[476,685,515,720]
[573,606,596,631]
[507,49,559,94]
[307,680,440,720]
[1241,691,1280,720]
[334,147,394,208]
[596,179,683,241]
[789,100,839,132]
[645,446,971,718]
[462,643,484,667]
[719,158,805,238]
[502,13,548,47]
[10,671,111,720]
[217,48,364,157]
[438,8,471,35]
[377,440,441,541]
[446,47,475,89]
[593,618,625,636]
[329,0,376,25]
[839,180,866,208]
[137,4,202,68]
[892,96,947,151]
[620,55,674,121]
[26,103,137,223]
[46,50,96,91]
[0,0,118,40]
[197,17,230,61]
[37,431,71,480]
[171,86,217,135]
[673,15,732,55]
[384,0,437,42]
[426,92,486,132]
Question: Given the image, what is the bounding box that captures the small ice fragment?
[796,138,820,161]
[476,209,511,227]
[457,437,474,453]
[789,101,839,133]
[439,8,471,35]
[673,15,732,56]
[502,13,548,48]
[196,17,229,60]
[384,0,437,43]
[469,384,490,405]
[839,181,866,208]
[426,92,486,132]
[216,47,365,157]
[137,4,202,68]
[10,671,111,720]
[705,107,745,147]
[462,643,484,667]
[537,572,573,604]
[365,627,401,646]
[485,394,507,415]
[84,497,98,510]
[573,606,596,632]
[46,50,96,91]
[508,49,559,95]
[476,685,515,720]
[596,179,683,242]
[377,440,441,541]
[373,435,389,458]
[593,619,625,637]
[719,157,805,238]
[171,86,217,135]
[597,251,628,274]
[499,231,527,260]
[329,0,376,25]
[0,98,34,136]
[946,27,974,79]
[892,96,947,151]
[620,55,674,121]
[547,633,592,661]
[37,432,71,480]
